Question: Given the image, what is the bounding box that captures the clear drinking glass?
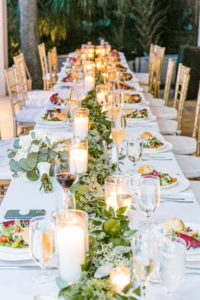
[132,231,155,298]
[127,137,143,173]
[138,175,160,228]
[30,217,55,284]
[111,114,125,174]
[158,240,186,299]
[55,146,76,211]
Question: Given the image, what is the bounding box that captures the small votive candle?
[110,266,131,293]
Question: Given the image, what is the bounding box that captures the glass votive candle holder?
[73,107,89,139]
[104,175,133,213]
[84,72,95,89]
[69,138,88,174]
[110,266,131,293]
[55,209,88,284]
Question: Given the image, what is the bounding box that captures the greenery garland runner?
[58,89,140,299]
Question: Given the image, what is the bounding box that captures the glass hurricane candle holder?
[55,209,88,284]
[69,138,88,174]
[84,72,95,89]
[110,266,131,294]
[73,107,89,139]
[96,84,106,105]
[104,175,133,213]
[83,60,95,73]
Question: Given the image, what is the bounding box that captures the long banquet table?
[0,51,200,300]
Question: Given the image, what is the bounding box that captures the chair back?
[173,63,190,131]
[48,47,58,86]
[14,54,29,103]
[38,43,48,79]
[163,58,175,106]
[4,66,26,136]
[192,82,200,155]
[13,53,32,91]
[149,45,165,97]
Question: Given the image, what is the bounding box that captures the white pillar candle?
[57,225,85,283]
[84,74,95,89]
[74,115,88,139]
[110,267,131,293]
[70,148,88,173]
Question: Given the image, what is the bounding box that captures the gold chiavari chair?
[0,180,10,202]
[149,52,163,98]
[13,53,32,91]
[4,66,38,137]
[48,47,58,86]
[38,43,52,90]
[165,82,200,155]
[157,63,190,135]
[149,58,175,107]
[175,83,200,178]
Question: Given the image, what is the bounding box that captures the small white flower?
[31,144,40,153]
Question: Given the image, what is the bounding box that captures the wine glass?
[111,114,125,174]
[55,147,76,211]
[30,217,55,284]
[132,231,155,298]
[138,175,160,228]
[158,240,186,299]
[127,137,143,173]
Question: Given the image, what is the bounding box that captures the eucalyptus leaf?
[113,246,131,254]
[94,263,113,278]
[8,151,16,159]
[27,152,38,169]
[26,169,39,181]
[103,219,121,236]
[13,138,21,149]
[19,158,33,171]
[9,159,21,173]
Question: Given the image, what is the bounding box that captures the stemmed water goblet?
[55,146,76,211]
[137,175,160,229]
[30,217,55,284]
[132,231,155,299]
[126,137,143,174]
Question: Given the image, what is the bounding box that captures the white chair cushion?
[134,72,149,85]
[189,181,200,205]
[175,155,200,178]
[15,108,43,123]
[44,73,55,80]
[165,135,196,155]
[157,119,178,135]
[28,90,54,100]
[141,85,149,92]
[149,98,165,107]
[151,107,177,120]
[143,92,153,101]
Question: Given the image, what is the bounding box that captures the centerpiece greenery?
[57,89,140,299]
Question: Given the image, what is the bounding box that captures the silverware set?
[160,196,194,204]
[142,156,172,161]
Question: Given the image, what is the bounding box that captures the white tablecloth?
[1,53,200,300]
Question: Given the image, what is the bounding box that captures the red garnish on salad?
[68,57,76,63]
[177,233,200,249]
[62,74,73,82]
[110,49,119,57]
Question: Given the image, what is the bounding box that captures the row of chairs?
[138,44,200,198]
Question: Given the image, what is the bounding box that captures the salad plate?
[123,92,149,106]
[119,81,143,92]
[0,220,31,261]
[125,107,156,122]
[37,108,69,126]
[139,131,173,154]
[153,221,200,256]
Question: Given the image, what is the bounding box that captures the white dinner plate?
[143,142,173,154]
[126,113,156,123]
[153,223,200,256]
[0,248,31,261]
[160,175,190,195]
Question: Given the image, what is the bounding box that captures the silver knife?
[0,265,57,270]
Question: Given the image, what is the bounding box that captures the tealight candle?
[110,266,131,293]
[69,140,88,173]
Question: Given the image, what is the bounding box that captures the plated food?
[120,73,133,82]
[124,93,142,104]
[50,93,70,106]
[141,132,164,149]
[110,49,120,57]
[163,218,200,250]
[0,220,29,248]
[126,108,148,119]
[119,82,135,91]
[116,64,127,72]
[138,164,177,188]
[42,108,67,122]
